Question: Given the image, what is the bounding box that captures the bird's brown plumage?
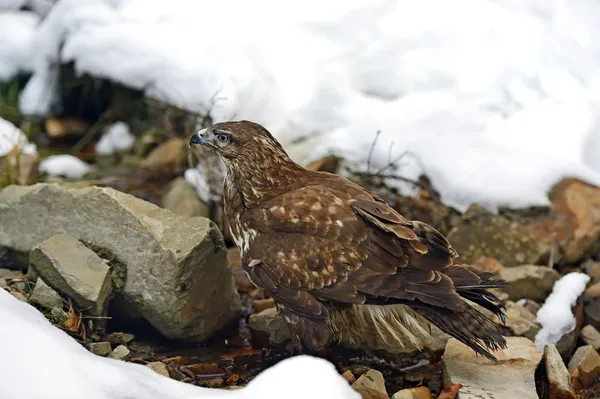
[190,120,507,360]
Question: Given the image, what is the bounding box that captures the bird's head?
[189,120,294,168]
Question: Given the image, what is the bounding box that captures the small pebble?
[87,342,112,356]
[146,362,170,377]
[108,345,131,360]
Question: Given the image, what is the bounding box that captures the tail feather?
[418,303,507,361]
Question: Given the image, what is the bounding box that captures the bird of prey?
[190,121,507,360]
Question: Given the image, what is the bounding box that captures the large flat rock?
[442,337,541,399]
[0,183,241,342]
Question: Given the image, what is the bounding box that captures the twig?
[71,109,111,153]
[366,130,381,175]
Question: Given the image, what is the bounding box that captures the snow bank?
[0,117,36,156]
[0,288,359,399]
[535,272,590,351]
[0,10,39,81]
[95,122,135,155]
[39,154,92,178]
[4,0,600,210]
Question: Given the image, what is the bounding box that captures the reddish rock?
[342,370,356,385]
[474,257,504,273]
[525,178,600,263]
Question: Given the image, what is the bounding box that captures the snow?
[39,154,92,178]
[0,10,39,81]
[534,272,590,351]
[95,122,135,155]
[3,0,600,210]
[0,117,37,156]
[0,288,360,399]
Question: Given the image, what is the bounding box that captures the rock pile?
[0,183,241,343]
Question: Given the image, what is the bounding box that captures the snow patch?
[95,122,135,155]
[6,0,600,211]
[0,117,36,156]
[0,10,39,81]
[39,154,92,179]
[0,289,359,399]
[535,272,590,351]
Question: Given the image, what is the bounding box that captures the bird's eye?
[216,133,230,144]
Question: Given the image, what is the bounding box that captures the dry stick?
[366,130,381,175]
[71,109,110,153]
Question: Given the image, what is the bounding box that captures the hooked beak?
[189,128,208,147]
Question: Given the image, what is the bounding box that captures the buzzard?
[190,121,507,360]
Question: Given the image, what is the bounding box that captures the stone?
[494,301,540,341]
[582,260,600,283]
[0,278,7,289]
[341,370,356,385]
[87,342,112,356]
[391,386,434,399]
[584,282,600,299]
[524,179,600,264]
[10,291,27,302]
[249,306,449,355]
[442,337,541,399]
[581,325,600,350]
[249,307,294,350]
[351,369,388,399]
[305,156,340,174]
[161,178,209,218]
[146,362,170,377]
[517,299,541,315]
[108,345,131,360]
[29,279,63,309]
[544,344,576,399]
[567,345,600,390]
[498,265,560,301]
[253,298,275,313]
[473,257,504,273]
[141,138,187,170]
[122,333,135,344]
[30,234,112,315]
[0,183,241,342]
[0,268,23,279]
[446,204,549,267]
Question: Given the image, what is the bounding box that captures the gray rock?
[29,279,63,309]
[498,265,560,301]
[0,268,23,279]
[442,337,541,399]
[0,183,241,342]
[146,362,170,377]
[162,178,209,218]
[446,205,549,266]
[107,345,130,360]
[544,344,576,399]
[122,333,135,344]
[87,342,112,356]
[581,325,600,350]
[249,306,449,355]
[495,301,540,341]
[351,369,388,399]
[30,234,112,315]
[0,278,7,289]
